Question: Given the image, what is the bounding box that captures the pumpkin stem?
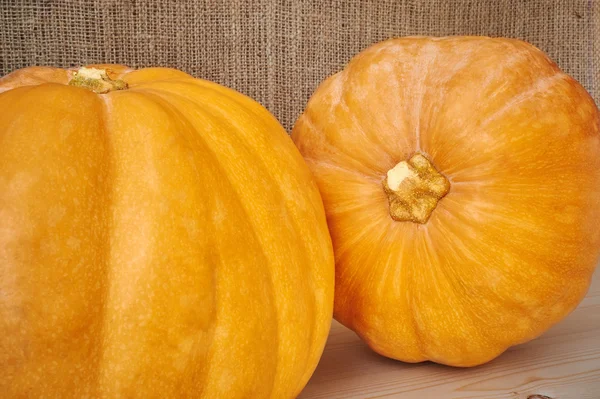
[68,67,128,94]
[383,153,450,223]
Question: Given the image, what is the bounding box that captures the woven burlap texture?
[2,0,598,131]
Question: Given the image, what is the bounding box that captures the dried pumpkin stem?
[382,153,450,224]
[68,67,128,94]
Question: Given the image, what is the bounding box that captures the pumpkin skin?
[291,37,600,367]
[0,65,334,398]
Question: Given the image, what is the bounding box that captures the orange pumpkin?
[0,65,334,397]
[291,37,600,367]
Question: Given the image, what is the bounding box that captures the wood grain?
[300,272,600,399]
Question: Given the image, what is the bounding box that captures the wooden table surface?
[300,271,600,399]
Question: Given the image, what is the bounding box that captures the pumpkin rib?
[293,114,376,178]
[139,86,324,398]
[410,222,517,366]
[448,163,597,280]
[307,159,382,185]
[421,43,564,179]
[334,231,397,328]
[404,264,427,363]
[329,210,389,269]
[107,90,225,394]
[151,81,329,271]
[0,67,69,93]
[388,225,427,361]
[424,213,509,363]
[430,193,590,360]
[0,83,113,394]
[478,71,564,132]
[341,43,416,166]
[143,93,230,395]
[178,84,330,396]
[180,85,334,394]
[90,93,221,396]
[94,93,117,394]
[300,110,385,177]
[179,90,319,397]
[357,224,429,362]
[409,230,439,360]
[370,226,403,302]
[415,40,506,162]
[0,85,38,135]
[299,71,396,176]
[146,96,241,396]
[336,70,396,169]
[152,89,282,395]
[406,43,473,161]
[344,46,409,164]
[131,89,281,397]
[434,195,546,319]
[473,44,535,98]
[412,42,441,153]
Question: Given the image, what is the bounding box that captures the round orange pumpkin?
[291,37,600,367]
[0,65,334,397]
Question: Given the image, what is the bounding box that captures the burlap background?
[1,0,598,131]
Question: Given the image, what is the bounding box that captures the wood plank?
[300,272,600,398]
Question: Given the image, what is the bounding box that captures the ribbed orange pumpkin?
[291,37,600,367]
[0,65,334,397]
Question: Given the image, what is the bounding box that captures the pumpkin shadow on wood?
[308,324,429,385]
